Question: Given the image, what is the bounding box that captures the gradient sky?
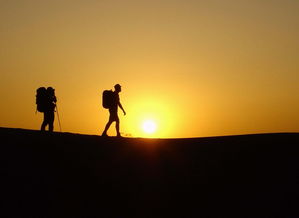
[1,0,299,138]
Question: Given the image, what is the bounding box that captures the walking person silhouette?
[36,87,57,132]
[102,84,126,137]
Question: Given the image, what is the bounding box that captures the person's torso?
[45,95,56,111]
[109,92,119,110]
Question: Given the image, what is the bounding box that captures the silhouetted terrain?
[1,127,298,217]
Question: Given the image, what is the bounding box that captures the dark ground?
[0,127,298,217]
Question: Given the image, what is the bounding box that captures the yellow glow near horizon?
[142,120,157,135]
[121,94,178,138]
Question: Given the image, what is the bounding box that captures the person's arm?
[118,102,126,115]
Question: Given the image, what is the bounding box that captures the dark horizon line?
[1,126,298,140]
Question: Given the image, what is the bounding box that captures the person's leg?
[115,117,121,137]
[103,109,119,136]
[102,120,113,136]
[41,112,47,131]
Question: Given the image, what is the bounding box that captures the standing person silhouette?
[41,87,57,132]
[102,84,126,137]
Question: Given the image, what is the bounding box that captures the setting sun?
[142,120,157,135]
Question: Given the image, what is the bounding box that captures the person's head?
[47,87,55,95]
[114,84,122,93]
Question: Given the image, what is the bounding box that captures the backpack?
[36,87,47,112]
[102,90,115,109]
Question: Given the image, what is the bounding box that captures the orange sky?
[1,0,299,138]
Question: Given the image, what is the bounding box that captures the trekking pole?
[55,104,62,132]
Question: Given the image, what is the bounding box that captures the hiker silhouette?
[36,87,57,132]
[102,84,126,137]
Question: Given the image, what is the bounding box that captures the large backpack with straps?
[36,87,47,112]
[102,90,115,109]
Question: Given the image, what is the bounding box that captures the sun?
[142,120,157,134]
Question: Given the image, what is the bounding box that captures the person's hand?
[123,111,126,116]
